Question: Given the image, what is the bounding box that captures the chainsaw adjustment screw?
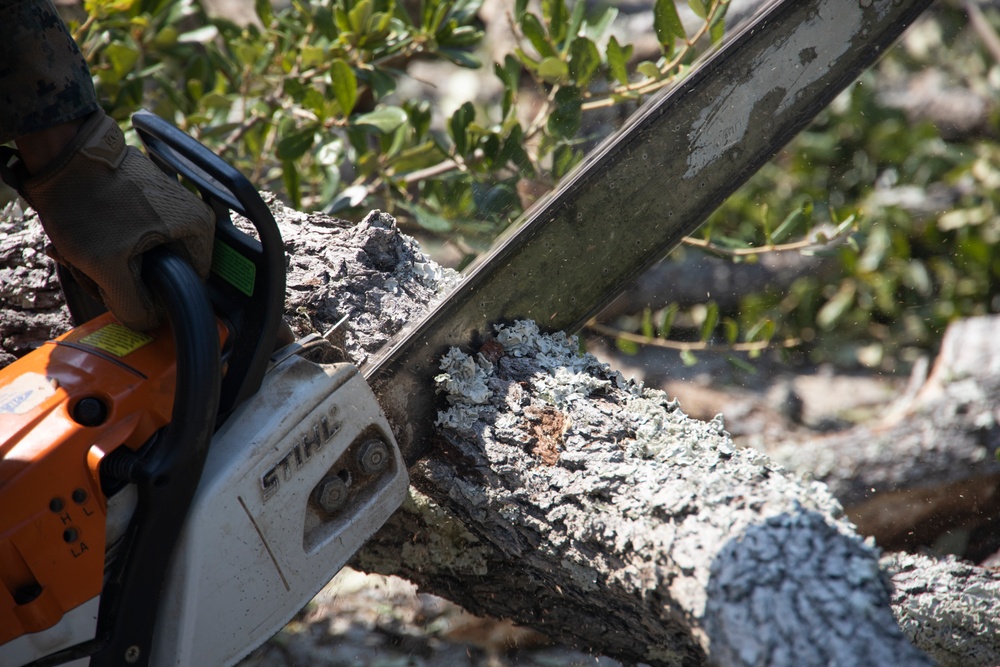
[315,475,349,514]
[357,439,390,475]
[124,645,141,663]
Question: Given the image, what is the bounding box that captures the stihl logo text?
[261,410,340,501]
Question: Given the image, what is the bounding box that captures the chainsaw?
[0,0,933,665]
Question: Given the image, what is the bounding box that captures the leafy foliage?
[72,0,1000,371]
[76,0,729,241]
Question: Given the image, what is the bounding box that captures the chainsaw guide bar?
[365,0,935,467]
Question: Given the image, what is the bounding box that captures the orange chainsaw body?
[0,313,206,646]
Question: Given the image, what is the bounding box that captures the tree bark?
[2,200,994,666]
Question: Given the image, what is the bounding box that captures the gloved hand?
[15,110,216,331]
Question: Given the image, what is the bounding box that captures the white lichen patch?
[435,347,493,405]
[434,347,496,431]
[535,367,611,407]
[623,389,734,466]
[495,321,590,372]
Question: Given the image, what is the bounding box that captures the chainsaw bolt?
[357,439,390,475]
[72,396,108,427]
[315,475,349,514]
[124,645,141,663]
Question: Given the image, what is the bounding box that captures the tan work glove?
[18,110,215,331]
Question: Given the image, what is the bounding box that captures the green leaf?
[700,301,719,342]
[722,317,739,344]
[449,101,475,155]
[276,127,315,160]
[177,25,218,44]
[552,143,579,179]
[616,336,640,356]
[329,59,358,115]
[688,0,707,19]
[771,202,810,244]
[389,141,442,174]
[253,0,272,26]
[104,43,139,81]
[653,0,685,44]
[408,204,453,232]
[406,99,433,139]
[514,0,528,22]
[495,54,520,89]
[547,85,581,137]
[606,36,633,86]
[584,7,617,41]
[354,106,407,134]
[641,308,654,338]
[658,304,678,338]
[500,125,534,176]
[725,355,756,374]
[325,184,367,214]
[521,13,554,58]
[817,283,856,330]
[538,56,569,83]
[637,61,661,79]
[439,48,481,68]
[745,317,776,343]
[710,16,725,43]
[446,0,484,24]
[441,25,483,47]
[680,349,698,366]
[568,36,600,86]
[348,0,373,33]
[314,6,336,39]
[566,0,585,43]
[282,159,301,209]
[367,68,397,99]
[543,0,568,44]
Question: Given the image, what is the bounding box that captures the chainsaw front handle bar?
[91,247,222,667]
[131,110,286,419]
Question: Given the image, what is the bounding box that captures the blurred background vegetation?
[60,0,1000,374]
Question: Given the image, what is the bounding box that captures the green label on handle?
[211,241,255,296]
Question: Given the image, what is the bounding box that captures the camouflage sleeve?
[0,0,99,144]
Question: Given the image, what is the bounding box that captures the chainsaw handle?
[91,247,222,667]
[130,109,285,419]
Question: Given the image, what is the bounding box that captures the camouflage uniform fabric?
[0,0,98,143]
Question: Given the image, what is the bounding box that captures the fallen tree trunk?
[1,200,993,665]
[768,316,1000,553]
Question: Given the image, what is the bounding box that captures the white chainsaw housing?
[148,353,408,666]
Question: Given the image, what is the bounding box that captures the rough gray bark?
[0,201,73,365]
[768,316,1000,551]
[883,552,1000,667]
[1,200,991,665]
